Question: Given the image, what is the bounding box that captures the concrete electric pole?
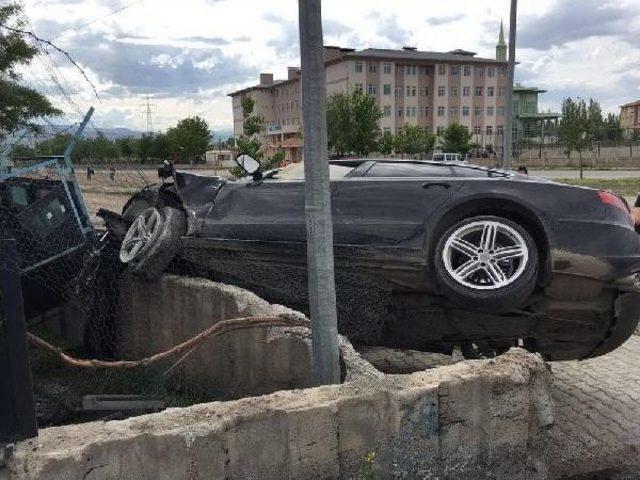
[501,0,518,170]
[298,0,341,385]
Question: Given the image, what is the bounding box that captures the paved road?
[360,337,640,478]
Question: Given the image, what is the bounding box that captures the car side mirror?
[235,155,261,178]
[158,160,175,180]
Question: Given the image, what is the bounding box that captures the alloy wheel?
[119,208,162,263]
[442,220,529,290]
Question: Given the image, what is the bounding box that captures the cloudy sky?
[16,0,640,134]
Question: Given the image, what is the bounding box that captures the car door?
[331,162,463,247]
[203,178,306,242]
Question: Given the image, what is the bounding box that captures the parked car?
[108,158,640,361]
[432,152,466,163]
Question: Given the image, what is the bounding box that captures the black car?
[112,159,640,361]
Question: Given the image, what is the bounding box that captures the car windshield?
[273,162,355,180]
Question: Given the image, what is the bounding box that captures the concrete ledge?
[118,274,381,398]
[5,348,553,479]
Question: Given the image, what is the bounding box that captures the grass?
[556,177,640,197]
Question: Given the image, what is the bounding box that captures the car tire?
[434,215,538,313]
[119,206,186,280]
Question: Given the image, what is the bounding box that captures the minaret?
[496,20,507,62]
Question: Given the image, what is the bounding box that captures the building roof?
[621,100,640,108]
[513,84,547,94]
[340,47,505,64]
[497,20,506,47]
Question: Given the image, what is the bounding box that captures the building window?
[451,65,459,75]
[475,86,483,96]
[425,106,430,116]
[462,86,470,97]
[449,107,458,117]
[498,66,505,75]
[474,106,481,116]
[487,87,494,97]
[411,106,417,117]
[513,101,520,115]
[438,65,446,75]
[486,125,493,135]
[406,86,410,97]
[437,106,445,117]
[438,85,445,96]
[463,65,471,76]
[419,66,429,75]
[473,125,481,134]
[498,87,505,97]
[488,67,495,77]
[419,106,425,116]
[398,107,403,117]
[450,86,459,97]
[497,106,505,116]
[395,86,401,98]
[497,125,504,134]
[404,65,416,75]
[383,63,392,74]
[355,83,363,92]
[406,106,411,116]
[383,84,391,95]
[462,106,470,117]
[368,83,377,95]
[487,106,494,116]
[355,62,363,73]
[437,126,444,135]
[423,86,429,96]
[383,105,391,116]
[368,62,377,73]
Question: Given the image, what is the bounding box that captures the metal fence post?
[502,0,518,170]
[0,239,38,443]
[298,0,340,385]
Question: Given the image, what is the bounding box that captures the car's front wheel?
[434,215,538,313]
[119,206,186,280]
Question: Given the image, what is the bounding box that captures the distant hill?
[30,125,144,142]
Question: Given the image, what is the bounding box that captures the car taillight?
[598,190,630,214]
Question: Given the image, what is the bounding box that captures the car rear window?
[365,162,505,178]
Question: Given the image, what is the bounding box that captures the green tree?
[558,98,591,178]
[150,133,170,161]
[327,90,382,157]
[395,125,436,158]
[134,134,154,164]
[439,124,475,155]
[378,131,395,156]
[116,137,134,161]
[602,113,622,142]
[0,3,61,140]
[167,116,210,163]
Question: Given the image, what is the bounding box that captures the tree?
[378,131,395,156]
[150,133,170,161]
[558,98,591,178]
[327,90,382,157]
[116,137,134,161]
[0,3,61,140]
[134,134,154,164]
[439,124,475,155]
[394,125,436,158]
[167,116,210,163]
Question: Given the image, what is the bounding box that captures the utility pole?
[502,0,518,170]
[298,0,340,385]
[140,95,156,135]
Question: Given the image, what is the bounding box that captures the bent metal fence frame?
[0,108,95,442]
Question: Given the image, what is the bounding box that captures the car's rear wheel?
[119,206,186,280]
[434,215,538,313]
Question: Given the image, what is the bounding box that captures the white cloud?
[19,0,639,131]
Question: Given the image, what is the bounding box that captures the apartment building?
[229,24,509,158]
[620,100,640,131]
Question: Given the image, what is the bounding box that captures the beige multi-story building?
[229,25,509,159]
[620,100,640,132]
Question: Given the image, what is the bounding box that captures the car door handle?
[422,182,451,189]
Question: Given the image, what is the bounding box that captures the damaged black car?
[106,158,640,361]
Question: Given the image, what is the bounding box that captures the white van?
[432,152,466,163]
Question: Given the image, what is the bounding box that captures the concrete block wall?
[4,348,553,479]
